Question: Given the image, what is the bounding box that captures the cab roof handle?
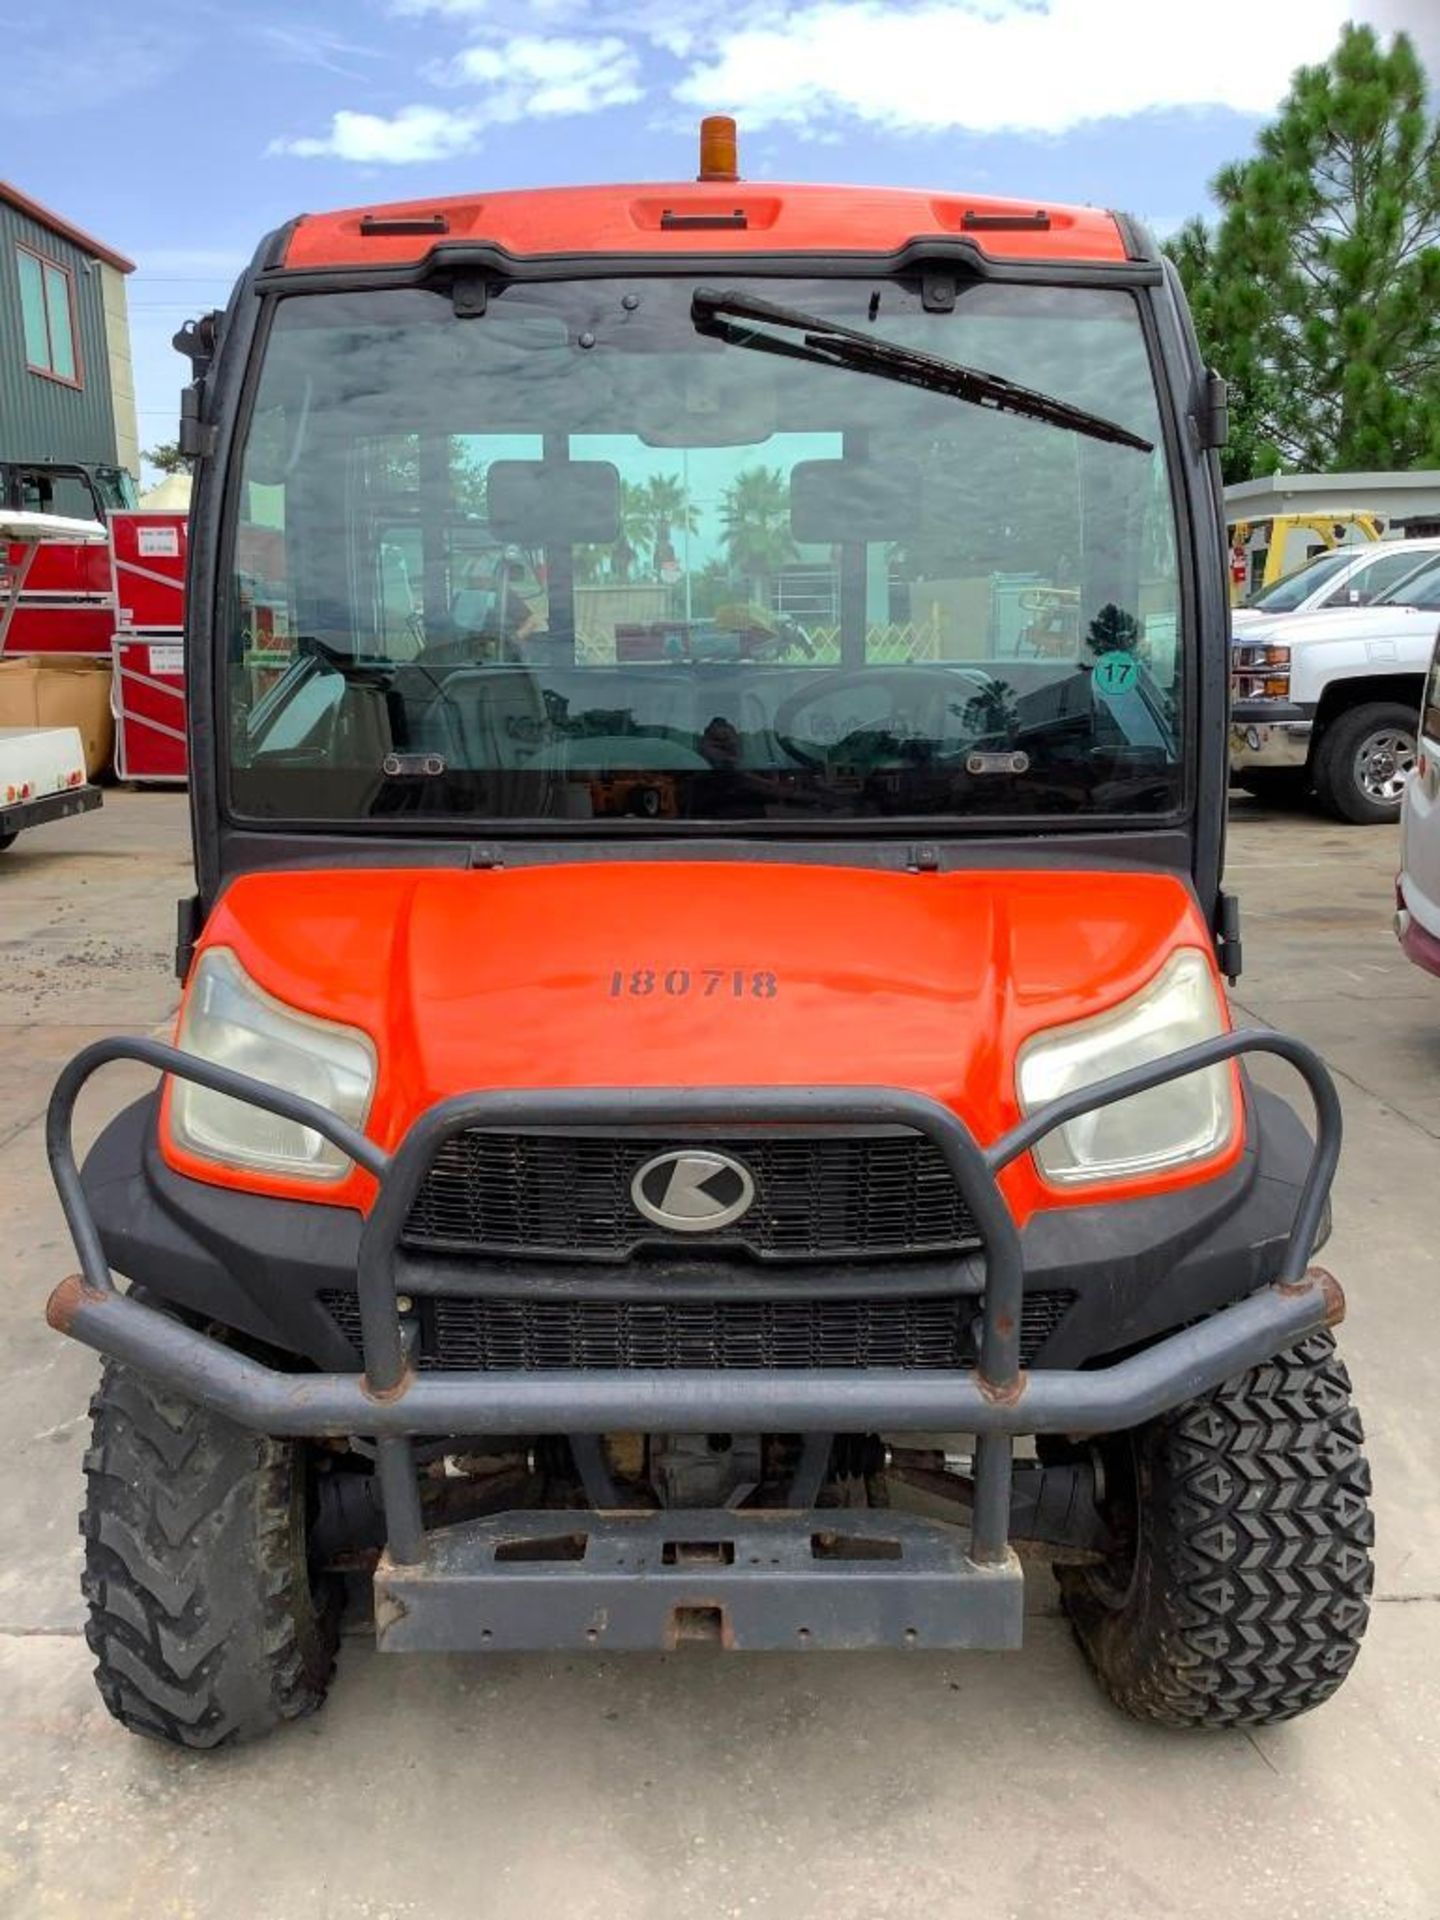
[359,211,450,237]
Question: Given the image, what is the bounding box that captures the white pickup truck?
[1232,536,1440,635]
[1231,549,1440,823]
[0,725,100,855]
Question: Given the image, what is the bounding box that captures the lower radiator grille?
[319,1288,1074,1372]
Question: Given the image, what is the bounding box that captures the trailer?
[0,722,100,853]
[0,511,105,848]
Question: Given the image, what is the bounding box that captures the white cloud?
[1357,0,1440,78]
[393,0,773,56]
[433,33,642,117]
[269,0,1437,167]
[393,0,592,15]
[269,104,482,163]
[273,31,641,160]
[674,0,1357,135]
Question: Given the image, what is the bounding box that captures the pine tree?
[1170,24,1440,481]
[143,441,191,476]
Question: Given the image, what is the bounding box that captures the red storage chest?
[109,511,187,632]
[112,634,186,783]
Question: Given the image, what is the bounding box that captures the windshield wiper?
[691,287,1153,454]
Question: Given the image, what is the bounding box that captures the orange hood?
[167,860,1235,1220]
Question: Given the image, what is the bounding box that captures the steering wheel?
[772,667,994,770]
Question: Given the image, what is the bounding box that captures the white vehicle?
[1231,550,1440,823]
[1397,630,1440,978]
[0,509,105,854]
[1232,537,1440,635]
[0,724,100,855]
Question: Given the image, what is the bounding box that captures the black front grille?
[319,1289,1074,1372]
[403,1131,981,1262]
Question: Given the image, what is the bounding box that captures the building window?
[16,245,80,386]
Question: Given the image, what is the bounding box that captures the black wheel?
[0,831,16,852]
[81,1361,341,1750]
[1311,702,1417,824]
[1057,1331,1373,1729]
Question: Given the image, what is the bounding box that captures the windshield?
[94,466,139,511]
[225,276,1183,829]
[1245,549,1351,612]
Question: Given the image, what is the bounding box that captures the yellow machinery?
[1228,512,1385,605]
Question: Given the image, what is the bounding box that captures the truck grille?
[319,1289,1074,1373]
[402,1130,981,1262]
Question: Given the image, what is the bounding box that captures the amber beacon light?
[698,115,740,181]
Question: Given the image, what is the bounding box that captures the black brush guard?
[45,1032,1343,1654]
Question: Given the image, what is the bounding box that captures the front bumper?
[46,1031,1344,1654]
[79,1079,1319,1378]
[1397,901,1440,977]
[1230,700,1314,771]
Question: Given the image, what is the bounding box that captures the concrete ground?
[1,789,1437,1920]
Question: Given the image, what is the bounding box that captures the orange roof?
[282,181,1130,272]
[0,181,134,274]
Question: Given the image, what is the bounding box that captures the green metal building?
[0,181,138,490]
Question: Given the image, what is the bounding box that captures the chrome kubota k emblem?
[631,1149,756,1232]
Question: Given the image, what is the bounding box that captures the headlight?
[1016,948,1234,1185]
[171,947,376,1180]
[1231,643,1291,702]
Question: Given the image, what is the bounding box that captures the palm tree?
[641,472,698,575]
[576,473,700,584]
[720,466,796,593]
[608,479,658,583]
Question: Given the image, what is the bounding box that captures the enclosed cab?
[46,129,1372,1748]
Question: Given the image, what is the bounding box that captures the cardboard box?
[0,657,114,777]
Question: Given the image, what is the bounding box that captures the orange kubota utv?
[46,122,1371,1748]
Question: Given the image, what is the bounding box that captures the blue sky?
[3,0,1435,478]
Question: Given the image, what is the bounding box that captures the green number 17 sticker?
[1092,651,1140,698]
